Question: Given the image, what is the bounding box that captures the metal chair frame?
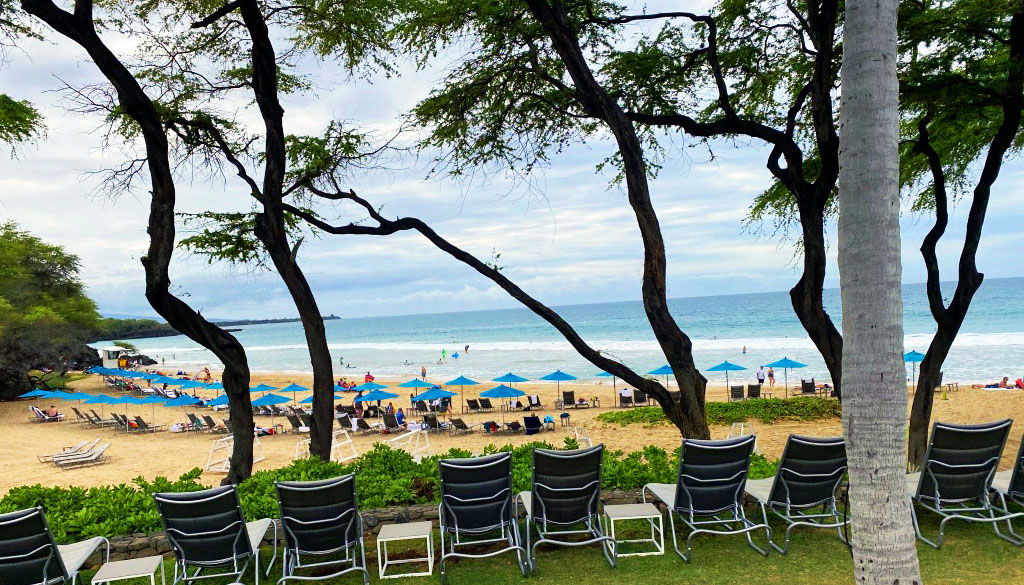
[0,507,110,585]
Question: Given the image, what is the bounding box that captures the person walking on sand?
[421,365,427,380]
[767,367,775,387]
[756,366,766,385]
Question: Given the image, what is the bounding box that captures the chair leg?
[909,500,942,549]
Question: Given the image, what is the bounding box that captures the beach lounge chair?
[382,412,404,434]
[154,485,277,585]
[729,385,745,402]
[574,425,593,448]
[518,445,615,571]
[342,405,357,417]
[55,442,111,469]
[424,413,445,433]
[744,435,848,553]
[415,401,429,414]
[70,407,90,425]
[30,405,64,423]
[286,414,309,434]
[203,415,227,434]
[354,418,376,434]
[275,475,369,585]
[88,409,118,428]
[0,506,109,585]
[643,435,770,561]
[633,389,648,406]
[524,416,542,435]
[478,398,496,413]
[562,391,576,408]
[134,416,166,433]
[992,436,1024,508]
[465,399,482,414]
[186,413,208,432]
[448,418,478,435]
[438,452,528,584]
[907,419,1024,548]
[618,393,633,408]
[747,384,767,399]
[504,421,523,433]
[800,379,817,396]
[528,395,543,410]
[37,439,97,463]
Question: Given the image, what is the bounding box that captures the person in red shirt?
[365,372,374,383]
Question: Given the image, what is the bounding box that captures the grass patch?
[29,369,88,389]
[597,398,841,427]
[70,506,1024,585]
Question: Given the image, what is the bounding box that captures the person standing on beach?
[767,368,775,387]
[465,344,469,353]
[441,348,447,360]
[421,365,427,380]
[756,366,766,385]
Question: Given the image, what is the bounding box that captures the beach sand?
[3,373,1022,495]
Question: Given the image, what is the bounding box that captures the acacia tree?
[1,0,43,147]
[838,0,923,579]
[902,0,1024,466]
[20,0,258,483]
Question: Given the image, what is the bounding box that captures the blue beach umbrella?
[445,376,480,414]
[250,383,278,393]
[178,380,208,391]
[648,364,675,389]
[83,393,114,416]
[205,382,224,390]
[706,361,747,388]
[251,393,289,407]
[493,372,529,385]
[137,395,167,418]
[279,383,310,403]
[481,384,526,420]
[356,389,400,403]
[411,389,456,403]
[45,391,80,401]
[354,382,388,392]
[19,389,50,399]
[162,378,192,387]
[596,371,619,400]
[399,379,434,389]
[300,394,344,404]
[904,350,926,385]
[206,395,229,407]
[540,370,576,394]
[764,357,808,398]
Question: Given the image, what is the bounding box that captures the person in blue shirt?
[396,408,406,426]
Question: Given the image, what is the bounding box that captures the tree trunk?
[791,199,843,398]
[838,0,922,581]
[21,0,256,484]
[238,0,335,460]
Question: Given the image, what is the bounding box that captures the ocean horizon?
[121,276,1024,385]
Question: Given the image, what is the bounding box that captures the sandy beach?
[3,372,1023,495]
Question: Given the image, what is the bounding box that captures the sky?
[2,4,1024,321]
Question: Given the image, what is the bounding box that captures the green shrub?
[1,443,780,543]
[596,397,840,426]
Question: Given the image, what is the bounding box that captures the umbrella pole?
[785,369,789,399]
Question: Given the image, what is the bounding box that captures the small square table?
[602,503,665,558]
[377,521,434,579]
[91,555,165,585]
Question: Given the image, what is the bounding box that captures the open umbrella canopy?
[205,382,224,390]
[250,383,279,393]
[765,357,807,369]
[398,379,434,388]
[45,391,80,401]
[206,395,229,407]
[595,372,613,378]
[707,361,747,372]
[279,383,310,393]
[177,380,208,390]
[251,393,290,407]
[109,396,145,405]
[539,370,577,382]
[904,350,925,363]
[161,378,192,387]
[300,394,343,404]
[411,389,457,402]
[83,394,115,404]
[354,382,388,392]
[481,384,525,399]
[445,375,479,386]
[137,396,167,405]
[647,365,674,376]
[151,376,180,385]
[493,372,529,383]
[19,389,50,398]
[163,395,201,407]
[355,389,399,402]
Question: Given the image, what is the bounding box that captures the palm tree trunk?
[838,0,922,582]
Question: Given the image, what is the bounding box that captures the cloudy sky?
[2,4,1023,321]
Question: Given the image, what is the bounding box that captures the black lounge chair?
[437,452,527,583]
[275,475,368,585]
[524,416,542,435]
[744,435,848,553]
[528,395,543,410]
[504,421,522,434]
[134,415,166,433]
[478,398,496,412]
[746,384,765,399]
[643,435,770,561]
[729,385,745,401]
[354,418,375,434]
[203,415,227,434]
[382,413,404,433]
[518,445,615,572]
[632,389,648,405]
[154,485,277,585]
[424,413,444,433]
[415,401,429,414]
[0,506,109,585]
[448,418,478,435]
[187,413,208,432]
[907,419,1024,548]
[618,393,633,408]
[799,379,817,396]
[992,436,1024,508]
[70,407,90,425]
[465,399,482,413]
[286,414,308,434]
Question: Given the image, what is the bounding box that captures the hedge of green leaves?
[596,397,841,427]
[0,440,777,544]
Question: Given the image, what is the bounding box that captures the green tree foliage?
[0,221,101,398]
[1,0,44,146]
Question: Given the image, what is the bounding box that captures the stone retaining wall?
[95,489,647,566]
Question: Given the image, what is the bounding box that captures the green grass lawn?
[72,508,1024,585]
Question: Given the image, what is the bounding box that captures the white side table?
[603,503,665,558]
[377,521,434,579]
[91,555,165,585]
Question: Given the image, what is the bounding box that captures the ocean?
[126,277,1024,385]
